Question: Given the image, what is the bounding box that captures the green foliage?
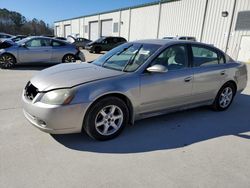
[0,8,53,36]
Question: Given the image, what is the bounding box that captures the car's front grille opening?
[24,81,39,101]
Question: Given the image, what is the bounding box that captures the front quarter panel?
[71,73,140,119]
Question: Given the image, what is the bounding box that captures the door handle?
[220,70,226,75]
[184,76,192,82]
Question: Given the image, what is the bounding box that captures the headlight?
[40,89,75,105]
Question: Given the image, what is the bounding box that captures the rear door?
[18,38,52,63]
[190,44,226,102]
[51,40,69,63]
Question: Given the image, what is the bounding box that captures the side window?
[191,45,222,67]
[52,40,65,47]
[26,39,51,47]
[113,38,118,43]
[152,45,188,71]
[179,37,186,40]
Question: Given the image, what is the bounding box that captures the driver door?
[18,38,52,63]
[139,44,194,114]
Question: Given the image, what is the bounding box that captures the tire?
[0,53,16,69]
[62,54,76,63]
[212,82,236,111]
[94,46,101,54]
[83,97,129,141]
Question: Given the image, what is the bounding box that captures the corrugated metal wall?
[226,0,250,60]
[120,10,130,41]
[201,0,235,51]
[129,5,159,40]
[159,0,207,41]
[54,0,250,59]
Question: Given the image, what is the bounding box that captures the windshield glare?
[93,43,160,72]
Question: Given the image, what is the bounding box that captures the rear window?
[52,40,66,47]
[191,45,224,67]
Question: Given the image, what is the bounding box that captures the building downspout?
[225,0,237,53]
[98,14,101,38]
[200,0,209,42]
[119,9,122,37]
[128,8,132,41]
[156,0,162,39]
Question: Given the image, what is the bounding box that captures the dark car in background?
[73,37,92,49]
[85,36,127,53]
[0,36,85,69]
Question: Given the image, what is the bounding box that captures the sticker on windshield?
[139,50,150,55]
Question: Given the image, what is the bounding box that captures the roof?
[54,0,178,23]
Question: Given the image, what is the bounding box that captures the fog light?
[37,119,46,127]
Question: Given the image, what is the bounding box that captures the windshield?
[93,37,106,43]
[93,43,160,72]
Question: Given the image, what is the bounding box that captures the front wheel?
[212,83,236,111]
[83,97,129,141]
[62,54,76,63]
[0,54,16,69]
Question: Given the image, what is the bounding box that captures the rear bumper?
[76,51,86,62]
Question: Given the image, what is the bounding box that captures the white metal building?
[54,0,250,62]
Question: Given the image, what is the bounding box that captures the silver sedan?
[0,36,85,68]
[22,40,248,140]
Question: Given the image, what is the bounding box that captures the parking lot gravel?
[0,53,250,188]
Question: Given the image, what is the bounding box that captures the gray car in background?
[22,40,247,141]
[0,36,85,68]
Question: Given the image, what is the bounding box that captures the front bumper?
[22,92,89,134]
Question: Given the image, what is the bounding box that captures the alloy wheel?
[95,105,124,136]
[64,55,76,63]
[0,54,15,68]
[219,87,233,108]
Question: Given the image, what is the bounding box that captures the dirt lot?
[0,52,250,188]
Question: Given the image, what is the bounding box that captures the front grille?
[24,81,39,101]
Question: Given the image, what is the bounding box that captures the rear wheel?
[212,83,236,111]
[0,54,16,69]
[62,54,76,63]
[83,97,129,141]
[94,46,101,54]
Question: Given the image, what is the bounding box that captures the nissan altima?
[22,40,247,140]
[0,36,85,69]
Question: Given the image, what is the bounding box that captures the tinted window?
[152,45,188,70]
[26,39,51,47]
[52,40,65,47]
[191,45,223,67]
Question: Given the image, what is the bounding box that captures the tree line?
[0,8,54,36]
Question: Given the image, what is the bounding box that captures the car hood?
[30,63,125,91]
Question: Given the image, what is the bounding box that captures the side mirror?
[147,64,168,73]
[19,43,26,48]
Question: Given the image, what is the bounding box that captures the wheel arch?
[221,80,237,93]
[83,92,134,130]
[0,52,17,62]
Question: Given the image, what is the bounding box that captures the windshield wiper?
[123,44,142,72]
[101,44,133,67]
